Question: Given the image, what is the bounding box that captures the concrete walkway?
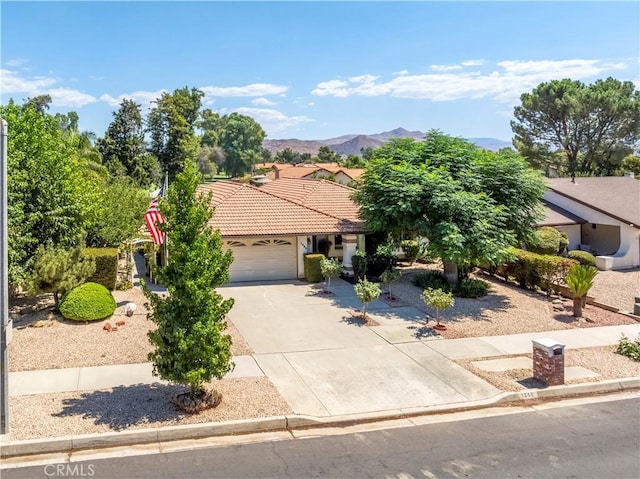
[9,324,639,400]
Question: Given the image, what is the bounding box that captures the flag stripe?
[145,198,165,245]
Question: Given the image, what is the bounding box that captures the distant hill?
[263,128,512,156]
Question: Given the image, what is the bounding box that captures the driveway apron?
[221,279,500,417]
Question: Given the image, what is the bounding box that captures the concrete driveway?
[221,279,500,417]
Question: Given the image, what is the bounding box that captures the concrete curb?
[2,377,639,459]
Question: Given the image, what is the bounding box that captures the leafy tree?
[620,154,640,177]
[85,177,150,247]
[512,77,640,179]
[317,145,340,163]
[197,145,224,178]
[344,154,366,168]
[354,131,545,285]
[142,160,235,402]
[565,264,598,318]
[354,278,381,320]
[320,257,342,293]
[220,113,266,177]
[199,109,223,147]
[99,99,160,187]
[22,95,52,115]
[274,147,300,164]
[380,267,401,299]
[421,288,454,328]
[147,87,204,180]
[26,242,96,309]
[1,101,93,287]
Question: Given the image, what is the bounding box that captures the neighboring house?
[263,163,364,185]
[539,200,587,251]
[544,176,640,269]
[198,178,366,282]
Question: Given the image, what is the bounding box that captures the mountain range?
[263,128,513,157]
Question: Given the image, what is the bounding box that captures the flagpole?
[163,172,168,268]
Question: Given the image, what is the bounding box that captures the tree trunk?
[573,296,583,318]
[443,260,458,286]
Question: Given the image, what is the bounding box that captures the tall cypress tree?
[142,160,234,409]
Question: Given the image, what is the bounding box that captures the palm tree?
[565,264,598,318]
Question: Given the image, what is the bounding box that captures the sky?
[1,1,639,142]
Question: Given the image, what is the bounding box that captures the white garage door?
[225,237,297,282]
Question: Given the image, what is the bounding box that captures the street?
[4,396,640,479]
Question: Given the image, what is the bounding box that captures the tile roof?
[546,177,640,228]
[539,200,586,226]
[198,180,364,237]
[260,178,361,222]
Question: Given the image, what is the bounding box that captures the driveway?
[221,279,500,417]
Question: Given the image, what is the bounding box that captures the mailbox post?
[532,338,565,386]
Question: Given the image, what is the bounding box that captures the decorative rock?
[103,322,112,331]
[124,302,136,317]
[116,320,125,326]
[552,299,563,305]
[110,327,118,332]
[32,320,48,328]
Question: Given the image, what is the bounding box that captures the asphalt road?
[5,397,640,479]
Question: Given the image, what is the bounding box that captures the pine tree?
[142,160,235,407]
[26,242,96,309]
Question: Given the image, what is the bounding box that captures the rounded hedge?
[568,250,597,267]
[59,282,117,322]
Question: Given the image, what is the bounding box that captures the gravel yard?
[8,288,252,372]
[392,265,638,339]
[457,346,640,392]
[9,377,292,441]
[589,268,640,312]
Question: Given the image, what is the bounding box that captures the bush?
[401,240,420,265]
[525,227,567,255]
[352,251,368,280]
[412,270,452,292]
[367,244,398,277]
[616,334,640,361]
[59,282,116,321]
[455,278,490,298]
[84,248,119,290]
[568,250,597,267]
[304,254,324,283]
[502,248,577,293]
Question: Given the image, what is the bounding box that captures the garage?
[225,237,297,282]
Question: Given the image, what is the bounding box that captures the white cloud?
[6,58,27,67]
[231,107,314,134]
[461,59,485,67]
[0,69,96,107]
[311,59,630,103]
[251,97,277,106]
[430,64,463,72]
[99,90,166,109]
[201,83,288,98]
[47,88,97,108]
[393,70,409,76]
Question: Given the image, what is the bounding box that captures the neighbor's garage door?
[225,237,297,282]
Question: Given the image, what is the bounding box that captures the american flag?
[145,178,167,245]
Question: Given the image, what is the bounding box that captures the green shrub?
[304,254,324,283]
[616,334,640,361]
[59,282,116,321]
[352,251,368,280]
[354,278,381,318]
[525,227,566,255]
[401,240,420,265]
[455,278,490,298]
[367,244,398,277]
[503,248,577,293]
[84,248,119,290]
[412,270,452,292]
[568,250,596,267]
[558,232,569,255]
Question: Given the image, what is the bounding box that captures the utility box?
[532,338,565,386]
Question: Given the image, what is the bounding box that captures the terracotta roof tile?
[197,180,364,237]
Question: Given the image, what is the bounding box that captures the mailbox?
[532,338,565,386]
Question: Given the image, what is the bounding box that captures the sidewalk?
[9,323,639,397]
